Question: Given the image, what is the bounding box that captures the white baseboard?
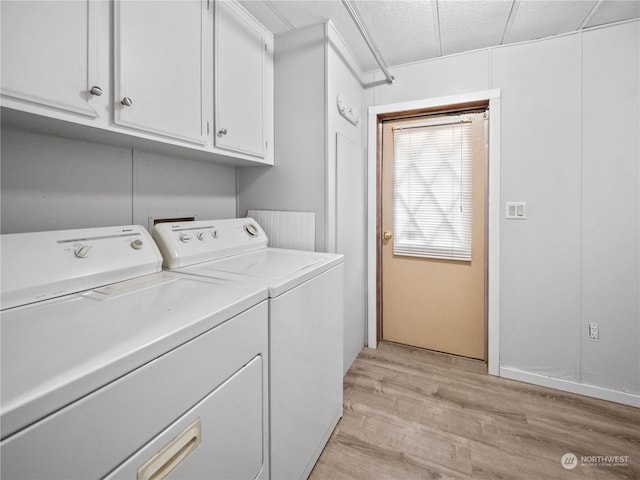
[499,366,640,408]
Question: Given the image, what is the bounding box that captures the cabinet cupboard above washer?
[215,0,274,163]
[0,0,108,126]
[0,0,274,167]
[114,0,210,146]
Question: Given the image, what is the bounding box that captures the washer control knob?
[74,245,90,258]
[197,232,206,241]
[131,239,144,250]
[244,223,259,238]
[179,234,191,243]
[212,230,218,239]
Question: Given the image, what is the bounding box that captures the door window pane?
[393,121,472,261]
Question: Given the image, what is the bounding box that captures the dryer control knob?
[179,234,191,243]
[212,230,218,239]
[74,245,90,258]
[196,232,206,241]
[131,239,144,250]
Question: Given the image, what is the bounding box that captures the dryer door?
[106,356,266,480]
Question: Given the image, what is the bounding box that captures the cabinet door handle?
[89,86,103,96]
[121,96,133,107]
[218,128,227,136]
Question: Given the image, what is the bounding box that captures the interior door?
[381,111,487,360]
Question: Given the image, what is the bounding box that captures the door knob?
[121,96,133,107]
[89,86,103,96]
[383,231,393,240]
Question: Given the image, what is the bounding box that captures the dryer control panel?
[152,218,269,269]
[0,225,163,310]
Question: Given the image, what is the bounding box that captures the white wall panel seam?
[324,22,333,253]
[131,150,136,225]
[235,168,240,218]
[577,31,584,384]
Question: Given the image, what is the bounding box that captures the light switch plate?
[506,202,527,219]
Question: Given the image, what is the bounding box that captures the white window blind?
[393,121,472,261]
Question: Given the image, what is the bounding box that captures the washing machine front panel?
[269,264,344,480]
[152,218,345,479]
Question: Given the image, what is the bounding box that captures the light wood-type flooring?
[309,342,640,480]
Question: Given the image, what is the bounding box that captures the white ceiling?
[239,0,640,72]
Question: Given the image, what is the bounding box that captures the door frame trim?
[366,89,501,376]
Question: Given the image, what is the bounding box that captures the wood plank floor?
[309,342,640,480]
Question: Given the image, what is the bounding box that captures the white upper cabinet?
[0,0,272,166]
[215,1,273,163]
[0,0,107,123]
[114,0,210,146]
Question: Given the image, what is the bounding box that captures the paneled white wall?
[238,23,327,249]
[1,128,237,234]
[132,150,236,228]
[238,22,369,375]
[369,20,639,404]
[1,128,132,233]
[581,21,639,395]
[328,23,368,374]
[372,50,489,106]
[494,34,582,381]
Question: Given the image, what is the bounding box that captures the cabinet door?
[0,0,104,120]
[215,1,270,158]
[114,0,208,145]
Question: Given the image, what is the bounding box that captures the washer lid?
[183,248,344,298]
[0,272,267,439]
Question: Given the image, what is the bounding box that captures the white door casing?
[367,89,501,375]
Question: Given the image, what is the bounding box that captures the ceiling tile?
[354,0,436,69]
[239,1,292,34]
[238,0,639,75]
[505,0,597,43]
[254,0,379,70]
[438,0,512,56]
[586,0,640,27]
[263,0,341,27]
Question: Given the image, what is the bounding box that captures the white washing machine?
[153,218,344,480]
[0,225,269,480]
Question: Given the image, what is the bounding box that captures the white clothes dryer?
[153,218,344,480]
[0,225,269,480]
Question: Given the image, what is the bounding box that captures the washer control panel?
[244,223,259,238]
[152,218,268,269]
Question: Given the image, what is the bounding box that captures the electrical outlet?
[588,323,599,341]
